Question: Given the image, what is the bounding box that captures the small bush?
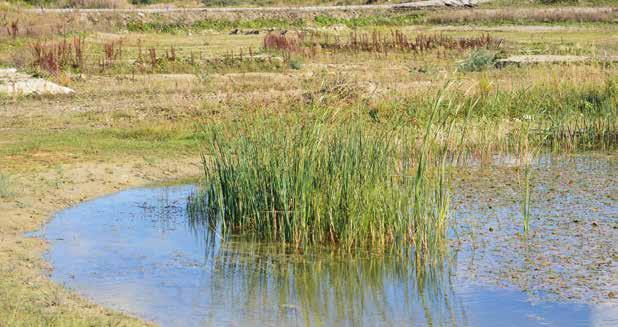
[458,50,497,72]
[301,73,367,106]
[288,57,303,70]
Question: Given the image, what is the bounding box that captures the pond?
[36,155,617,326]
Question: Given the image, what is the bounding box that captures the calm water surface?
[37,155,618,326]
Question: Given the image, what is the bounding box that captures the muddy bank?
[0,156,201,324]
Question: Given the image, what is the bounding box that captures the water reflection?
[184,189,462,325]
[38,169,615,326]
[187,239,465,326]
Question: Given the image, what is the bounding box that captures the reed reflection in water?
[187,216,465,326]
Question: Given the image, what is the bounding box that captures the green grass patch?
[126,13,426,34]
[127,18,305,33]
[313,13,425,28]
[0,125,200,162]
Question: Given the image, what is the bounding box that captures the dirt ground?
[0,156,201,325]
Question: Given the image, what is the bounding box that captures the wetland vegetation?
[0,0,616,325]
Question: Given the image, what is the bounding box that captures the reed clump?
[189,99,460,261]
[187,79,616,261]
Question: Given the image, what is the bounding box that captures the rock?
[0,68,74,96]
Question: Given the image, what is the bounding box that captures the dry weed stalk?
[264,30,501,58]
[30,36,85,75]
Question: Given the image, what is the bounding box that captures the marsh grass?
[186,78,616,260]
[27,35,285,77]
[188,95,469,264]
[522,165,532,233]
[517,120,534,234]
[451,80,618,154]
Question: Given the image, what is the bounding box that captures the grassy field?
[0,0,617,325]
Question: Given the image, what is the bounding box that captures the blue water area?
[37,183,617,326]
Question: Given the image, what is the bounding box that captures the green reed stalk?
[189,97,462,260]
[522,165,531,234]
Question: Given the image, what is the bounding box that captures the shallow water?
[37,155,617,326]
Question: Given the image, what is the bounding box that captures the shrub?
[288,57,303,70]
[458,50,497,72]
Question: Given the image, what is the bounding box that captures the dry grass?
[427,7,618,25]
[316,31,502,54]
[64,0,130,9]
[263,30,503,64]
